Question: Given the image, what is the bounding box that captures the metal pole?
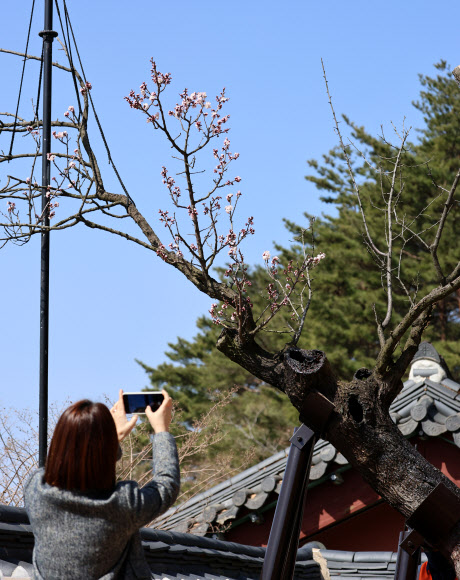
[394,530,421,580]
[260,424,317,580]
[279,461,310,579]
[38,0,57,468]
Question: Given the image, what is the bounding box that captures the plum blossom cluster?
[263,249,326,325]
[209,244,326,335]
[126,62,248,269]
[4,124,79,228]
[158,209,176,228]
[52,130,68,140]
[2,200,20,232]
[35,131,85,220]
[157,189,254,264]
[213,139,240,187]
[45,187,60,219]
[125,61,232,142]
[209,248,253,329]
[168,88,211,119]
[79,81,92,96]
[26,125,40,137]
[161,166,181,203]
[155,243,169,261]
[64,105,75,119]
[24,124,41,151]
[223,215,254,256]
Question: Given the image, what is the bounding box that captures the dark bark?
[216,332,460,572]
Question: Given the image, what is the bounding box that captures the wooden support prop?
[406,483,460,557]
[298,391,335,435]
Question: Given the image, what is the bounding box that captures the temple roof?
[0,504,429,580]
[0,505,323,579]
[156,343,460,536]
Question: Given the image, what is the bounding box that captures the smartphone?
[122,392,164,414]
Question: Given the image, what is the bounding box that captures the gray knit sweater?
[24,431,180,580]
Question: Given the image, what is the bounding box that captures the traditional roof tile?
[1,509,418,580]
[0,508,324,580]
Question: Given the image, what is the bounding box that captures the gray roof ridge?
[0,514,320,566]
[320,549,396,562]
[159,446,290,519]
[142,526,268,557]
[0,505,29,524]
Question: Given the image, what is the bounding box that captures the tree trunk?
[216,333,460,573]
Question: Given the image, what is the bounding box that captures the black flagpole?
[38,0,57,467]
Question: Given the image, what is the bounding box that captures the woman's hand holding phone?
[145,390,172,433]
[110,389,139,442]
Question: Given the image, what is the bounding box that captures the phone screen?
[123,393,164,414]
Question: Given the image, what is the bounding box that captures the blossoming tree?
[2,48,460,570]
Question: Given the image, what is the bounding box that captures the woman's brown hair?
[45,400,118,492]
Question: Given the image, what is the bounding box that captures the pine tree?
[300,61,460,378]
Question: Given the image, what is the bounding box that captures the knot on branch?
[285,347,325,375]
[283,347,338,433]
[354,367,372,381]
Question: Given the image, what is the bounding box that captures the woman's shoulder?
[24,468,47,516]
[24,468,45,495]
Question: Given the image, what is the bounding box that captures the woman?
[25,390,180,580]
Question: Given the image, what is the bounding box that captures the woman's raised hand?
[110,389,138,442]
[145,390,172,433]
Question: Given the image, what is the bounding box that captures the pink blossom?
[64,111,70,117]
[204,102,211,109]
[79,82,91,95]
[69,162,76,169]
[187,205,198,219]
[47,154,56,162]
[225,205,232,214]
[262,251,271,261]
[68,106,75,113]
[226,193,233,202]
[309,252,326,267]
[25,177,31,184]
[234,176,241,183]
[7,201,15,213]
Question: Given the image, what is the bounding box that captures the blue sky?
[1,0,459,411]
